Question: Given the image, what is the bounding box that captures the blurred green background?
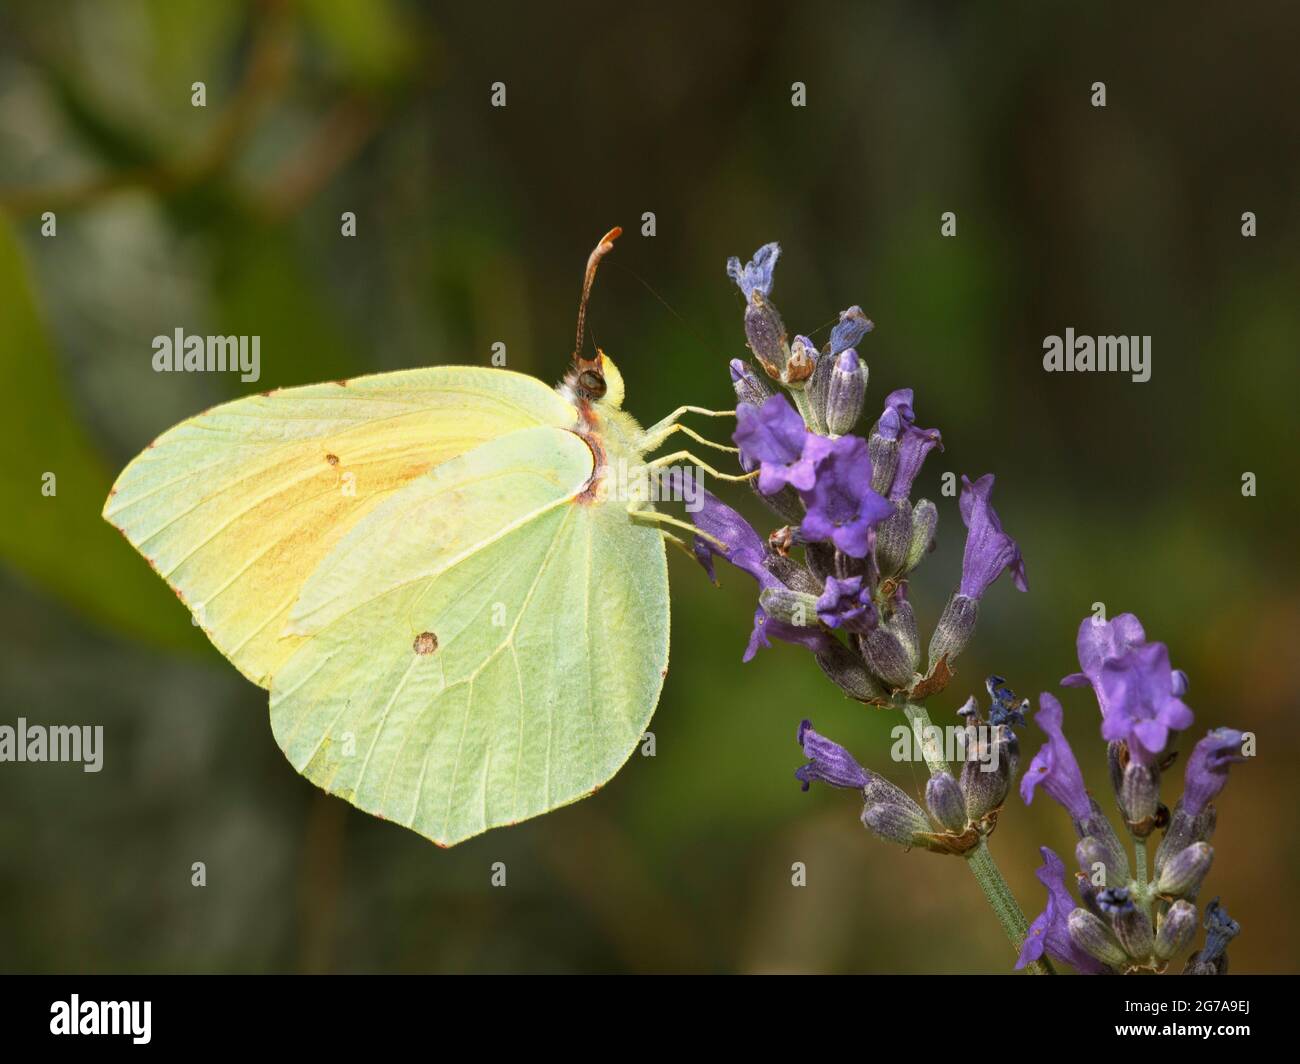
[1,0,1297,973]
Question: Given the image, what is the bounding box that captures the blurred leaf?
[301,0,417,88]
[0,217,204,650]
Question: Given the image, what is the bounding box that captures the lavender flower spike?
[726,242,780,302]
[958,473,1028,599]
[798,435,894,558]
[1183,728,1249,817]
[1016,847,1105,974]
[734,395,832,495]
[796,719,870,791]
[1020,693,1092,821]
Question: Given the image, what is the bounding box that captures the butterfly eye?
[577,369,607,399]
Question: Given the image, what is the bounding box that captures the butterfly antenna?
[573,226,622,369]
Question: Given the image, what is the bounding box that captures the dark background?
[1,0,1297,972]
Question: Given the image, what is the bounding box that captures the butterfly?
[103,228,745,846]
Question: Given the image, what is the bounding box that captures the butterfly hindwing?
[269,425,670,846]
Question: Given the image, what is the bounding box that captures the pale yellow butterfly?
[103,229,744,846]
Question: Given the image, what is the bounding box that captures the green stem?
[967,840,1032,949]
[901,701,1053,975]
[788,384,825,435]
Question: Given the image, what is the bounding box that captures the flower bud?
[1076,837,1122,891]
[875,500,913,578]
[1076,872,1105,919]
[1155,900,1198,961]
[803,338,832,430]
[1156,842,1213,898]
[729,358,772,407]
[763,552,821,596]
[862,790,931,848]
[960,724,1017,820]
[1068,908,1128,968]
[1120,760,1160,835]
[1073,799,1131,885]
[813,639,886,703]
[927,592,978,671]
[757,587,820,627]
[743,293,789,379]
[825,349,867,436]
[925,772,968,832]
[1113,908,1155,962]
[868,424,899,496]
[887,595,919,669]
[859,625,916,690]
[1155,800,1216,877]
[1098,888,1153,961]
[904,499,937,573]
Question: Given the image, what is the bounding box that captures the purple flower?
[828,305,873,355]
[1020,693,1091,821]
[957,474,1028,599]
[798,435,893,557]
[1059,613,1193,763]
[726,242,780,301]
[1183,728,1248,817]
[1096,642,1194,763]
[734,395,832,495]
[795,719,870,791]
[1016,847,1105,974]
[745,603,845,662]
[888,392,942,501]
[690,489,780,589]
[690,491,810,661]
[1061,613,1147,691]
[875,388,913,442]
[816,575,878,632]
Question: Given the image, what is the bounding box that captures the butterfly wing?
[103,367,575,688]
[271,425,670,846]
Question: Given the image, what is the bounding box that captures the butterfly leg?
[625,501,727,551]
[644,450,757,483]
[658,528,700,562]
[642,422,740,455]
[637,406,734,454]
